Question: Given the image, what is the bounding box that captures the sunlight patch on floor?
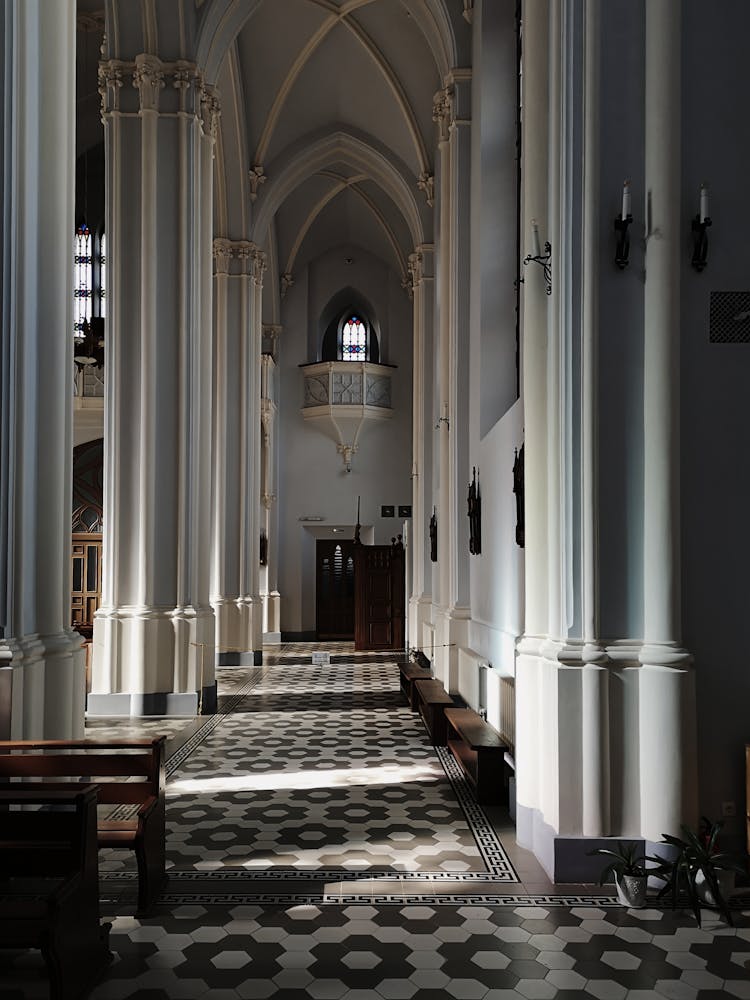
[168,761,439,795]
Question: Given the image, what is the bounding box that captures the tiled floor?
[2,643,749,999]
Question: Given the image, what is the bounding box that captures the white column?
[0,0,86,738]
[212,240,267,664]
[515,0,550,847]
[91,57,217,715]
[260,352,279,641]
[638,0,697,841]
[407,246,435,649]
[578,0,611,838]
[243,248,265,663]
[432,74,472,690]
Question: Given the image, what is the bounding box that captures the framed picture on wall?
[381,505,395,517]
[398,505,412,518]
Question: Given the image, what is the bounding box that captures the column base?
[87,681,217,717]
[408,595,432,658]
[91,604,216,710]
[432,605,470,691]
[213,597,253,662]
[0,631,86,739]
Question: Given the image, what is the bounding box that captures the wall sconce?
[691,183,711,272]
[435,401,450,430]
[614,179,633,269]
[523,220,552,295]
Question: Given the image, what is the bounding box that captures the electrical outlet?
[721,800,736,818]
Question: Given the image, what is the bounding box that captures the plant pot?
[695,868,735,907]
[614,872,648,908]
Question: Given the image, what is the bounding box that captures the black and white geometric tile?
[5,648,750,999]
[102,660,518,883]
[4,899,750,999]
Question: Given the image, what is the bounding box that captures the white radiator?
[457,646,489,713]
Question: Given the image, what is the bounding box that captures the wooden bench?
[444,707,509,804]
[399,661,433,710]
[0,785,112,999]
[0,737,166,914]
[414,678,454,745]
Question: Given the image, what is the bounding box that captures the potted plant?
[650,817,746,926]
[588,841,649,908]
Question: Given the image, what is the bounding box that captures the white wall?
[277,245,413,634]
[467,0,525,694]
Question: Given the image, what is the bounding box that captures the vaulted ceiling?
[76,0,470,308]
[213,0,470,303]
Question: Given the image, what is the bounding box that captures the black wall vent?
[709,291,750,343]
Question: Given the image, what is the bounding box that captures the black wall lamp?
[691,183,711,272]
[523,220,552,295]
[614,179,633,269]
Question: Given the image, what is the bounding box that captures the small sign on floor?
[312,651,331,665]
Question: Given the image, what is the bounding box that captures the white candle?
[700,183,709,223]
[531,219,541,257]
[621,180,631,220]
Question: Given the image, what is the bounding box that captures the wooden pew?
[444,707,509,805]
[0,785,112,999]
[414,678,454,745]
[399,661,432,710]
[0,738,166,914]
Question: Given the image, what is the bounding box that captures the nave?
[2,645,749,999]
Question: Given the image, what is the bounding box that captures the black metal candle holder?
[691,215,711,272]
[614,213,633,269]
[523,241,552,296]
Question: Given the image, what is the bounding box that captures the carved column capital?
[250,248,267,287]
[418,172,434,208]
[213,238,233,274]
[407,251,424,295]
[199,85,221,139]
[280,272,294,299]
[132,54,165,112]
[99,60,126,115]
[432,87,453,143]
[249,166,267,202]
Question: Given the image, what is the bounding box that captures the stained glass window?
[99,232,106,318]
[73,224,92,339]
[342,316,366,360]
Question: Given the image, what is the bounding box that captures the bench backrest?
[0,785,100,880]
[0,738,166,807]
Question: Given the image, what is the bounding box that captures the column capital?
[403,251,424,298]
[280,272,294,299]
[132,54,165,112]
[432,87,453,143]
[417,171,434,208]
[249,166,267,202]
[99,55,220,137]
[212,238,233,274]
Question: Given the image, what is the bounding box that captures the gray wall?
[681,0,750,847]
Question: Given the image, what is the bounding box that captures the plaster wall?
[466,0,524,702]
[277,246,413,634]
[680,0,750,849]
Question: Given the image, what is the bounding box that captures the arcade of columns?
[0,0,696,874]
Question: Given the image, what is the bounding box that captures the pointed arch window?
[73,225,106,341]
[341,315,367,361]
[73,224,92,339]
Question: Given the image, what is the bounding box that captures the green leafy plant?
[650,818,746,926]
[587,841,647,883]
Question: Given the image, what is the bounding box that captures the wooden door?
[316,540,356,639]
[354,544,405,650]
[71,533,103,637]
